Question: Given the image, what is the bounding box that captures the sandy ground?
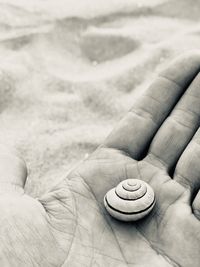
[0,0,200,197]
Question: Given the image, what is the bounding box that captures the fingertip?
[192,190,200,220]
[160,50,200,87]
[0,144,28,190]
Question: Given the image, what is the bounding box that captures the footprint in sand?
[80,27,141,63]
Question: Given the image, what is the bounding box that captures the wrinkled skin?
[1,52,200,267]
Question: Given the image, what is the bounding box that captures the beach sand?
[0,0,199,197]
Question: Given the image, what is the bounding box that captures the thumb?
[0,145,27,194]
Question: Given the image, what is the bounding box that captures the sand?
[0,0,199,197]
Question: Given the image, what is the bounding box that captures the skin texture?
[0,52,200,266]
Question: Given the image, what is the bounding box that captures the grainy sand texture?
[0,0,199,196]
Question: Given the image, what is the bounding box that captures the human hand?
[1,52,200,267]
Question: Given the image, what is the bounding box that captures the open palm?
[0,52,200,267]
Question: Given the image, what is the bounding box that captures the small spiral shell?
[104,179,155,221]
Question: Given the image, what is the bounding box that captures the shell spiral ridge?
[104,179,155,221]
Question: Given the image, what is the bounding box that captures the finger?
[173,129,200,196]
[0,145,27,194]
[147,72,200,170]
[192,190,200,219]
[104,51,200,159]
